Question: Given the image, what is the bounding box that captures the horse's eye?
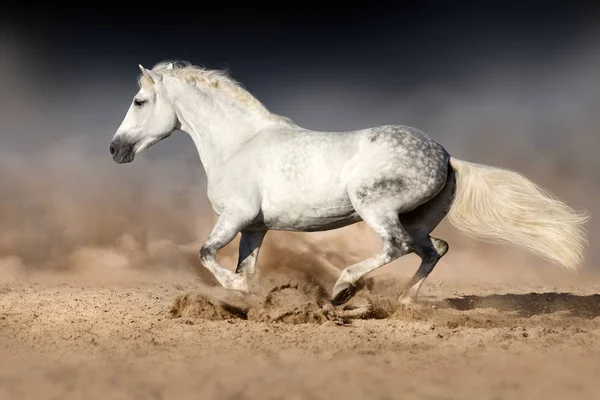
[134,99,146,107]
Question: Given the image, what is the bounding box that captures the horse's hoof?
[397,294,424,310]
[397,292,412,304]
[331,282,357,306]
[230,276,250,294]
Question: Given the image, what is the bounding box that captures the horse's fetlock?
[433,238,449,257]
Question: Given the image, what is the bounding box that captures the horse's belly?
[260,190,360,231]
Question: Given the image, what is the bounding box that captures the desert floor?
[1,237,600,400]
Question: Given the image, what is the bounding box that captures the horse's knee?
[199,245,216,263]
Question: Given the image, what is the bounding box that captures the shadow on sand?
[443,292,600,318]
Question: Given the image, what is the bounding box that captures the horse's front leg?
[235,230,267,275]
[199,213,255,292]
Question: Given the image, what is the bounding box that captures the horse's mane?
[138,60,295,127]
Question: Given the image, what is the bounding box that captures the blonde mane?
[138,60,295,127]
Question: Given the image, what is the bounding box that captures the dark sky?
[4,2,600,87]
[2,2,597,136]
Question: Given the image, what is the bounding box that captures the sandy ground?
[1,232,600,400]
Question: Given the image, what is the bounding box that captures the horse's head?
[110,64,178,163]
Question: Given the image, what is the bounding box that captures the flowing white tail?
[447,157,590,272]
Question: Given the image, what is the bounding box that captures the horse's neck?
[168,82,275,178]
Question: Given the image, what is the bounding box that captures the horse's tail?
[447,157,590,272]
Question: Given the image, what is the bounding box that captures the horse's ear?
[138,64,162,84]
[166,62,174,70]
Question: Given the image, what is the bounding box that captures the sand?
[1,231,600,400]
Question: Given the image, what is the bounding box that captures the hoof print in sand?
[169,282,405,325]
[335,292,400,320]
[169,292,249,321]
[247,284,345,325]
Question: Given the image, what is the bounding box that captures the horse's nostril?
[109,143,117,156]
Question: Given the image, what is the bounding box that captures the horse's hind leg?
[398,165,456,304]
[331,211,414,306]
[397,234,448,305]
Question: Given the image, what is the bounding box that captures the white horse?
[110,60,590,306]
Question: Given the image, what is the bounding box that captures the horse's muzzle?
[110,137,135,164]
